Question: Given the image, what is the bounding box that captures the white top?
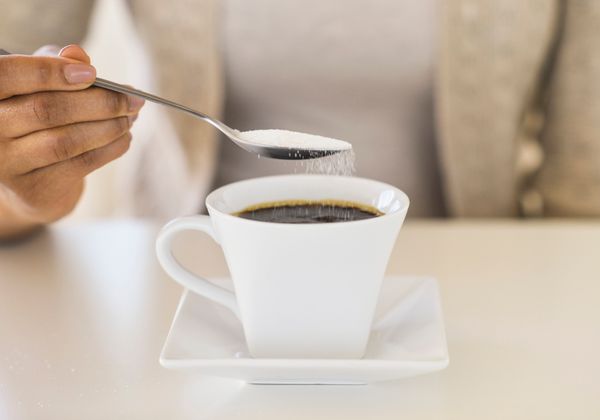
[217,0,443,216]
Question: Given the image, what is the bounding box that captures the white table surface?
[1,219,599,419]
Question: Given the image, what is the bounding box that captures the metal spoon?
[0,48,340,160]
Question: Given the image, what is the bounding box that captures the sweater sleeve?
[0,0,94,53]
[435,0,558,217]
[535,1,600,216]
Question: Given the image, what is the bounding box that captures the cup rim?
[205,175,409,227]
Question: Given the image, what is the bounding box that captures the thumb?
[59,44,91,65]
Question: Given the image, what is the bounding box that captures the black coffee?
[234,200,383,224]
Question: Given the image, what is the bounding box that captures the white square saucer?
[160,276,448,384]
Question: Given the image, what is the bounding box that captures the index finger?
[0,55,96,100]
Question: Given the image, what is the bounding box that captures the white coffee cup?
[156,175,409,359]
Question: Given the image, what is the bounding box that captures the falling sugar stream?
[243,129,357,221]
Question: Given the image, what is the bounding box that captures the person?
[1,0,600,241]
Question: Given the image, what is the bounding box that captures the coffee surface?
[234,200,383,224]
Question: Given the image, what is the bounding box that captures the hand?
[0,45,144,240]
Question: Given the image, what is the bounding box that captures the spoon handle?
[92,77,234,135]
[93,78,205,119]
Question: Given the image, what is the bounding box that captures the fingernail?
[128,95,145,112]
[60,44,83,56]
[64,64,96,84]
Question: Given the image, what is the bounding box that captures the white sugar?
[238,129,352,151]
[237,128,356,176]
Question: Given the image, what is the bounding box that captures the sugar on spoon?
[0,49,351,160]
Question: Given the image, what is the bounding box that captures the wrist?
[0,186,44,241]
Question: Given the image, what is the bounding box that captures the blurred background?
[2,0,600,223]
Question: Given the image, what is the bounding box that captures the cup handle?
[156,215,240,319]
